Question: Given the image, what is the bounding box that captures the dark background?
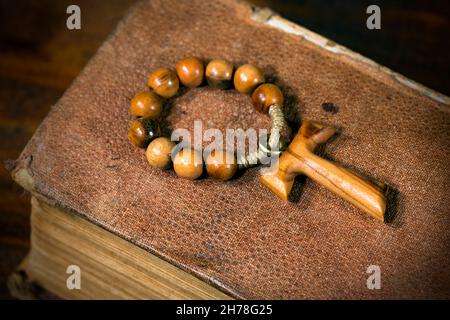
[0,0,449,299]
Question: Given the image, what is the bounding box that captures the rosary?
[127,57,387,222]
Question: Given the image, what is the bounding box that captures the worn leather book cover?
[12,0,450,299]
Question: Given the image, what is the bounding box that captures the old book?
[11,0,450,299]
[14,197,228,299]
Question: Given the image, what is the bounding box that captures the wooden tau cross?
[260,120,387,222]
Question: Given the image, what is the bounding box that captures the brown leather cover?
[12,0,450,299]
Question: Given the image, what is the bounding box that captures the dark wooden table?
[0,0,449,299]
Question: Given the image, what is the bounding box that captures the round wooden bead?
[205,59,234,89]
[206,150,237,181]
[129,91,163,119]
[173,148,203,180]
[233,64,265,94]
[176,57,204,88]
[251,83,284,114]
[147,67,179,98]
[145,137,175,169]
[128,118,160,148]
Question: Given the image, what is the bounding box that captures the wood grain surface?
[0,0,137,299]
[0,0,448,299]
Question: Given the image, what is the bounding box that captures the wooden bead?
[251,83,284,113]
[176,57,204,88]
[205,59,234,89]
[130,91,163,119]
[206,150,237,181]
[147,68,179,98]
[146,137,175,169]
[128,118,160,148]
[233,64,265,94]
[173,148,203,180]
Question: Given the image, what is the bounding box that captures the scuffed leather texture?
[14,0,450,299]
